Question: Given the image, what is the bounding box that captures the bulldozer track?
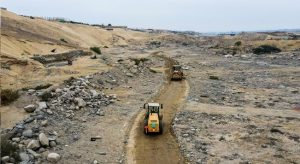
[126,53,189,164]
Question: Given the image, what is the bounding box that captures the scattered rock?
[225,54,233,58]
[37,102,47,110]
[27,149,41,158]
[46,109,54,115]
[74,98,86,108]
[27,140,40,150]
[39,133,49,147]
[24,117,34,123]
[9,157,15,163]
[50,141,57,148]
[47,153,61,163]
[22,129,33,138]
[41,120,48,126]
[12,137,21,143]
[1,156,10,163]
[126,73,134,77]
[182,134,189,138]
[24,104,36,113]
[98,152,106,155]
[55,88,62,93]
[19,152,30,162]
[90,90,99,98]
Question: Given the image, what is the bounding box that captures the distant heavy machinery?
[143,103,163,134]
[170,65,184,80]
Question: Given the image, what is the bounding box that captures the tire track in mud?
[126,53,188,164]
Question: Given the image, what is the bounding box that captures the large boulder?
[27,140,40,150]
[24,104,36,113]
[47,153,61,163]
[39,133,49,147]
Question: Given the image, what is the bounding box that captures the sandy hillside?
[0,9,155,90]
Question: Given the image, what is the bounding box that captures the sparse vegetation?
[60,38,68,43]
[149,41,161,47]
[64,77,76,86]
[90,47,102,54]
[253,45,281,54]
[235,41,242,46]
[1,89,19,105]
[57,18,67,23]
[209,75,220,80]
[131,58,149,65]
[1,134,21,162]
[182,42,189,46]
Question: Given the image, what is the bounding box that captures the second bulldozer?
[170,65,184,80]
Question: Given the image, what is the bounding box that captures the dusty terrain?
[169,46,300,163]
[1,9,300,164]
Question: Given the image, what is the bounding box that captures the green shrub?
[235,41,242,46]
[1,89,19,105]
[57,19,67,23]
[253,45,281,54]
[1,134,21,162]
[90,47,102,54]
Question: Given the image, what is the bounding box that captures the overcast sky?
[1,0,300,32]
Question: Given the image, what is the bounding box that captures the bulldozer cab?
[171,65,184,80]
[144,103,163,115]
[143,102,164,134]
[172,65,182,71]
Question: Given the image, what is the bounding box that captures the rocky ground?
[173,108,300,163]
[2,12,300,163]
[171,46,300,163]
[1,51,165,163]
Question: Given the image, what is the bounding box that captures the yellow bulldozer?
[170,65,184,80]
[143,103,163,134]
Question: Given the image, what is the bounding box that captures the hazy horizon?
[1,0,300,33]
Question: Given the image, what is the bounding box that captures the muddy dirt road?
[127,71,188,164]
